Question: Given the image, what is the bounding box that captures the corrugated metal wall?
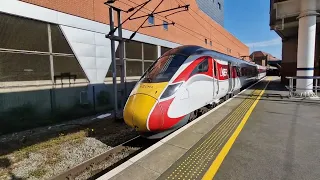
[196,0,224,26]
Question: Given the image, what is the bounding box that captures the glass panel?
[148,16,154,24]
[53,56,87,80]
[126,61,142,76]
[161,47,171,55]
[144,43,157,60]
[0,52,51,81]
[144,62,154,72]
[106,60,121,77]
[190,58,209,77]
[0,13,48,52]
[51,24,73,54]
[141,54,187,83]
[125,40,142,59]
[163,21,168,30]
[116,45,120,58]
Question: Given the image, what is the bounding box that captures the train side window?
[190,58,208,77]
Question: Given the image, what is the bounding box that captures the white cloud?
[246,37,281,48]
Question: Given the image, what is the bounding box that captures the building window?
[163,21,168,30]
[125,40,142,59]
[161,46,171,55]
[126,61,143,76]
[0,13,86,84]
[144,43,157,60]
[53,56,87,80]
[205,39,208,44]
[210,41,212,46]
[0,13,48,52]
[51,25,73,54]
[144,61,154,72]
[0,53,51,81]
[148,15,154,25]
[218,2,221,10]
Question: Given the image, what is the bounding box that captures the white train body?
[123,46,266,138]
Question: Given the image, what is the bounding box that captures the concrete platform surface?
[98,77,320,180]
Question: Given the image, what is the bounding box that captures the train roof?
[163,45,257,67]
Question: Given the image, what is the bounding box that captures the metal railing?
[285,76,320,97]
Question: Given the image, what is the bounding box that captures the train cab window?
[190,58,208,77]
[141,54,188,83]
[198,59,209,72]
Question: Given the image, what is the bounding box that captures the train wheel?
[188,110,197,123]
[224,95,229,101]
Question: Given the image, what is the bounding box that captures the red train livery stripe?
[148,98,185,131]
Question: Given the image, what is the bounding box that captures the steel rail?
[49,135,141,180]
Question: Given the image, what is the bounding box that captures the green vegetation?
[0,131,87,179]
[29,168,47,178]
[0,131,86,164]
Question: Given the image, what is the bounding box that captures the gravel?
[2,136,136,180]
[75,147,140,180]
[42,138,112,180]
[0,115,139,180]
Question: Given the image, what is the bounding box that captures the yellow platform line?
[202,78,271,180]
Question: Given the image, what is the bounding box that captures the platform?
[99,77,320,180]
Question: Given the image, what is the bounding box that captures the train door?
[228,62,234,93]
[213,59,219,98]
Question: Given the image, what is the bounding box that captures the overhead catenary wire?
[124,0,239,54]
[118,0,242,56]
[119,0,212,43]
[129,0,165,40]
[177,0,243,49]
[106,0,152,36]
[117,0,201,40]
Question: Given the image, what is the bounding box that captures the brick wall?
[20,0,249,58]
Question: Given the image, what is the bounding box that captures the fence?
[0,81,137,135]
[285,76,320,97]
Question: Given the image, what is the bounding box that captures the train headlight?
[160,83,182,99]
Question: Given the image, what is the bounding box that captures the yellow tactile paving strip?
[158,89,262,180]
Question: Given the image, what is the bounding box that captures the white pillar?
[157,45,161,58]
[296,0,318,97]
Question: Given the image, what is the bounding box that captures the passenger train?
[123,45,266,138]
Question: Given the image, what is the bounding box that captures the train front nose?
[123,94,160,132]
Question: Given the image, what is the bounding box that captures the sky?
[224,0,282,59]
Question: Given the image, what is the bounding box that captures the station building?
[0,0,248,134]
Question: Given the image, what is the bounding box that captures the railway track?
[48,94,232,180]
[49,136,158,180]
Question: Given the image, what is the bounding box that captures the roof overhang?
[270,0,320,39]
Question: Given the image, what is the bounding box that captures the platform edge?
[97,77,266,180]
